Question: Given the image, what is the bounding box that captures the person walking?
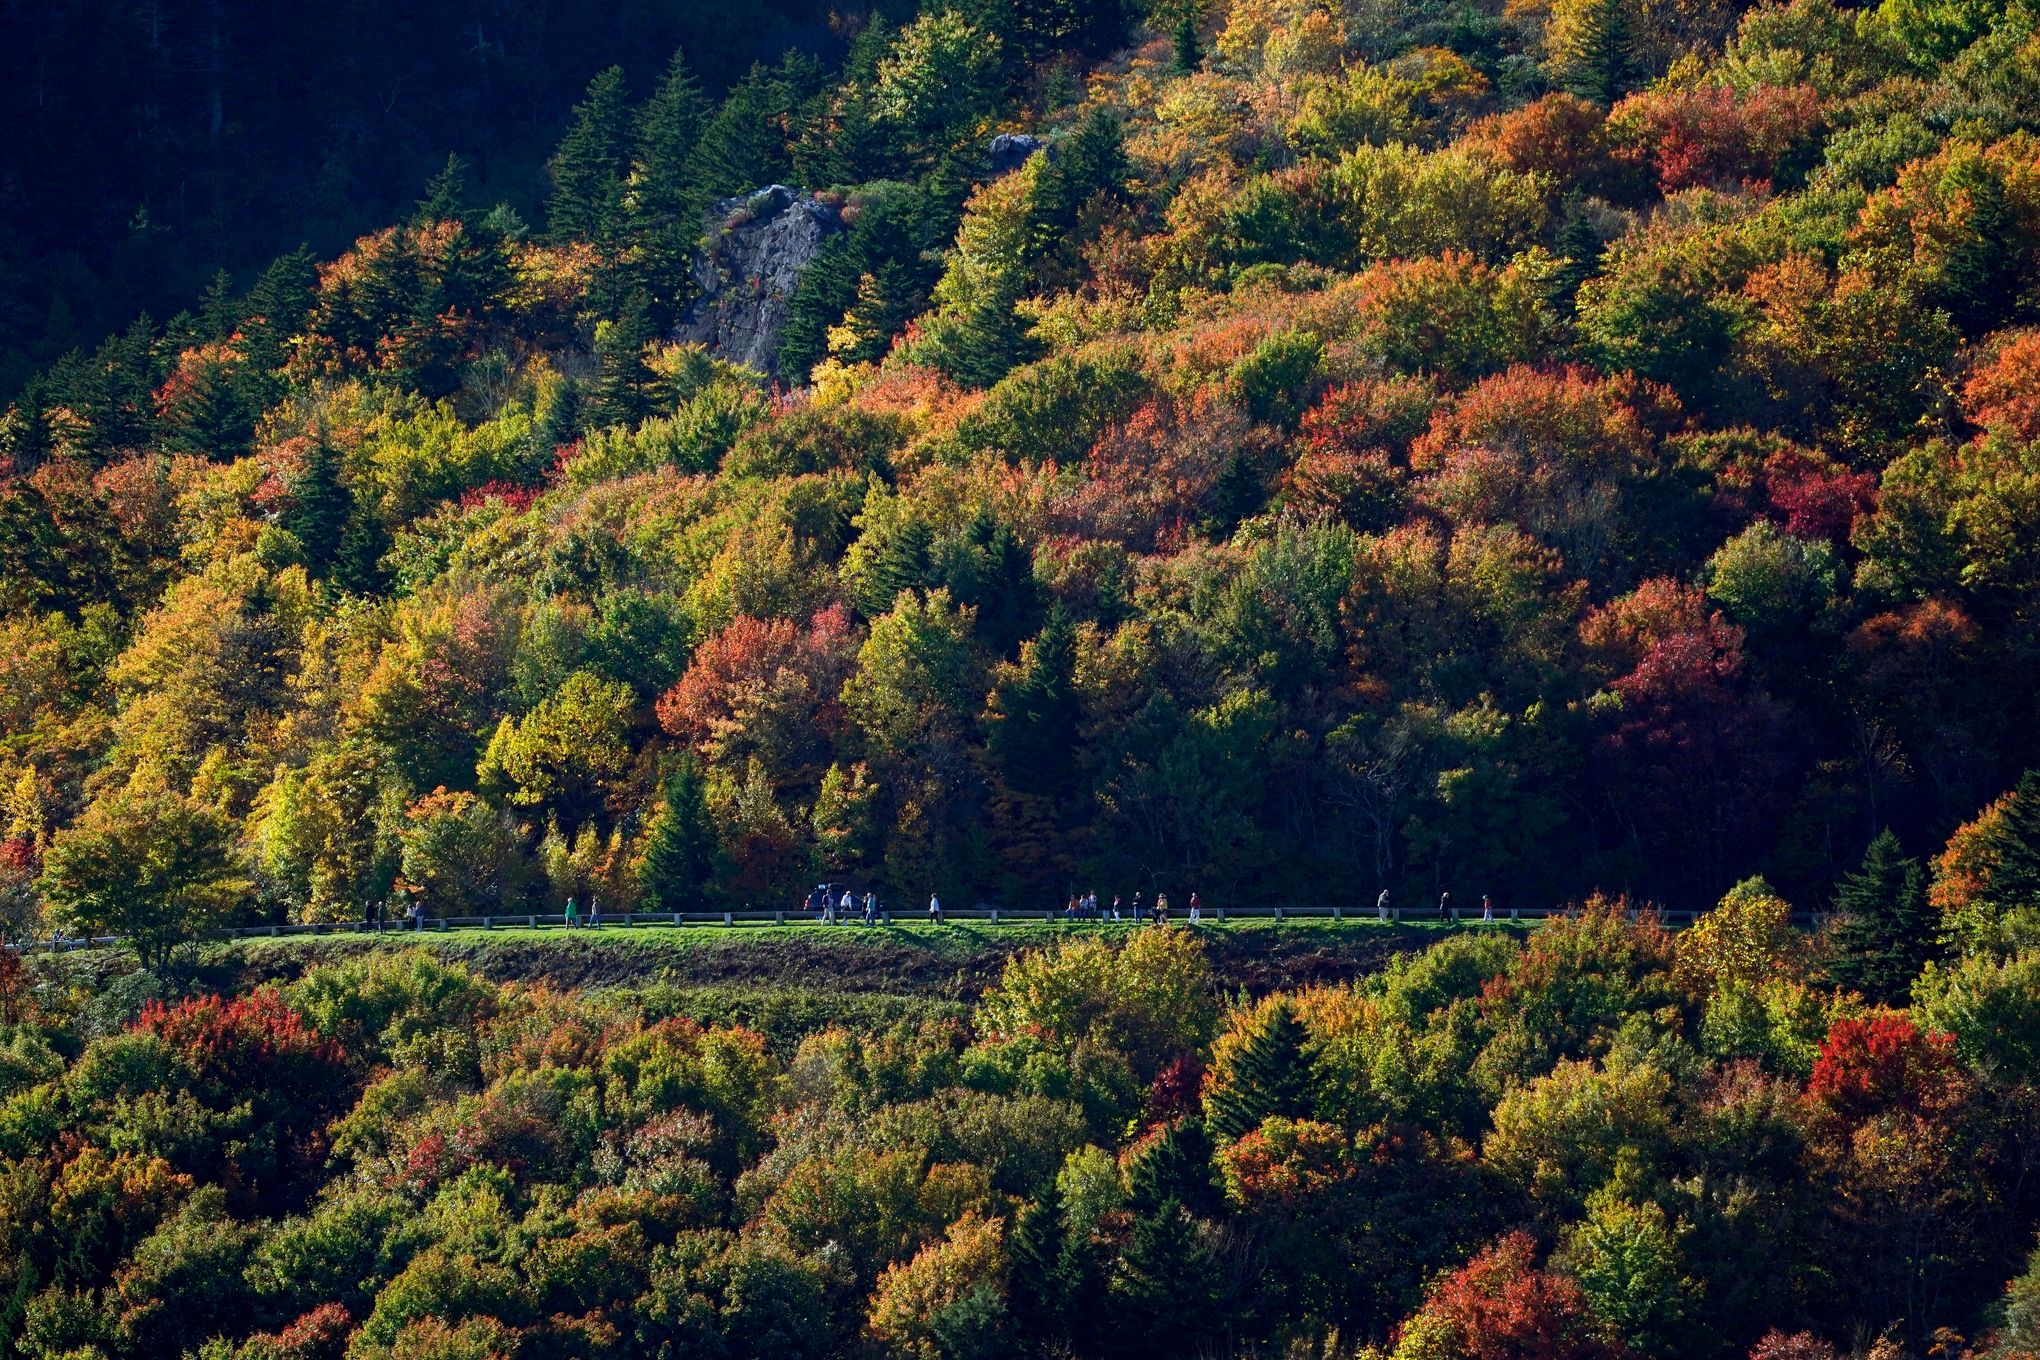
[1110,895,1122,922]
[1481,893,1494,923]
[365,898,382,936]
[1188,891,1202,923]
[863,890,877,926]
[1377,888,1390,921]
[1132,891,1145,924]
[564,895,580,929]
[928,893,943,924]
[1437,891,1451,922]
[1154,892,1169,925]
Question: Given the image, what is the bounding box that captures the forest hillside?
[9,0,2040,1351]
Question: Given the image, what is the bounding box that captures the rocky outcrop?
[987,133,1046,175]
[675,185,842,380]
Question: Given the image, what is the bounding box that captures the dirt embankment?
[217,923,1445,1000]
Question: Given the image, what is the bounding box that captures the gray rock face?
[675,185,842,380]
[988,133,1046,176]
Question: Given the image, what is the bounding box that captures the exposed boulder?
[675,185,842,380]
[988,132,1046,175]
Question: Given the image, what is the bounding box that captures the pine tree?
[1830,829,1939,1003]
[1171,13,1203,73]
[1205,999,1312,1141]
[549,67,634,243]
[283,435,353,579]
[0,378,57,472]
[1986,769,2040,910]
[641,760,718,911]
[1127,1118,1224,1219]
[777,237,862,380]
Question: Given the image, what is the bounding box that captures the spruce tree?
[1553,191,1604,310]
[854,516,933,617]
[986,612,1079,796]
[1548,0,1635,107]
[587,294,661,431]
[549,66,634,243]
[1171,13,1203,73]
[640,760,717,912]
[1205,999,1312,1141]
[1008,1184,1075,1354]
[685,66,790,201]
[239,247,318,384]
[1986,769,2040,910]
[630,50,712,309]
[415,153,473,224]
[1127,1118,1224,1219]
[283,435,353,579]
[1830,829,1939,1003]
[1111,1198,1214,1358]
[332,506,392,597]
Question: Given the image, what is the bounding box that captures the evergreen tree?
[986,612,1080,796]
[1942,161,2020,334]
[777,237,863,380]
[415,153,473,224]
[162,354,254,460]
[1127,1118,1224,1219]
[854,516,934,617]
[0,379,57,473]
[1111,1198,1214,1358]
[198,269,240,342]
[282,435,353,580]
[1171,13,1203,73]
[630,50,713,311]
[1830,829,1939,1003]
[332,506,392,597]
[1031,107,1129,247]
[239,247,318,385]
[549,66,634,244]
[1207,451,1266,537]
[1008,1184,1077,1354]
[587,294,661,430]
[1553,191,1604,310]
[686,65,791,201]
[641,759,718,911]
[1205,998,1312,1141]
[1986,769,2040,910]
[1547,0,1636,106]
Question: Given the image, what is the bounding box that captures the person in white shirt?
[928,893,942,923]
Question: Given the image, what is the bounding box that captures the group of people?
[807,884,884,925]
[365,896,429,932]
[1057,890,1204,924]
[1375,889,1498,922]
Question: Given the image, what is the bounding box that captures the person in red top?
[1188,891,1203,923]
